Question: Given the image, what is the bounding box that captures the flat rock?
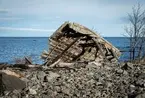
[1,72,26,91]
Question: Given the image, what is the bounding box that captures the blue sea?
[0,37,129,64]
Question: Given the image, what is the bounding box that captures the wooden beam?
[51,37,80,64]
[93,38,109,62]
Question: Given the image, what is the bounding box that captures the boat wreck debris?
[41,22,121,66]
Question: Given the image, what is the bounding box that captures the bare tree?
[125,3,145,60]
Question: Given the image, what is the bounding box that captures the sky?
[0,0,145,37]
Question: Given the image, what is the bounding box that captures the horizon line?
[0,36,127,37]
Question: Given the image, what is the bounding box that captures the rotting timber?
[41,22,121,66]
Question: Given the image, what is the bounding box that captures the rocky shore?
[0,60,145,98]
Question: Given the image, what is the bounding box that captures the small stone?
[130,84,135,88]
[47,72,60,81]
[122,62,133,70]
[97,82,103,86]
[42,94,49,98]
[29,88,37,95]
[116,69,123,74]
[62,88,70,95]
[136,93,145,98]
[12,95,18,98]
[37,71,46,83]
[123,70,128,75]
[55,86,61,92]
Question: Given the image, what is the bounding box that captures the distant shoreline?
[0,36,130,38]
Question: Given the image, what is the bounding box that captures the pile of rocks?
[2,61,145,98]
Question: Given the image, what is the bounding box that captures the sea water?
[0,37,129,64]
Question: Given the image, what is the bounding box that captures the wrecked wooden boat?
[41,22,121,66]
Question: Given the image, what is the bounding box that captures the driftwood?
[12,64,29,69]
[57,62,75,68]
[1,70,24,78]
[24,57,32,65]
[12,64,41,70]
[42,22,121,66]
[11,57,40,69]
[49,59,61,67]
[50,61,75,68]
[0,63,8,70]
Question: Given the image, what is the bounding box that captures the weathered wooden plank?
[93,38,108,62]
[49,47,63,53]
[51,37,80,64]
[49,42,67,51]
[49,38,72,49]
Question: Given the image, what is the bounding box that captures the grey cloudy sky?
[0,0,145,37]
